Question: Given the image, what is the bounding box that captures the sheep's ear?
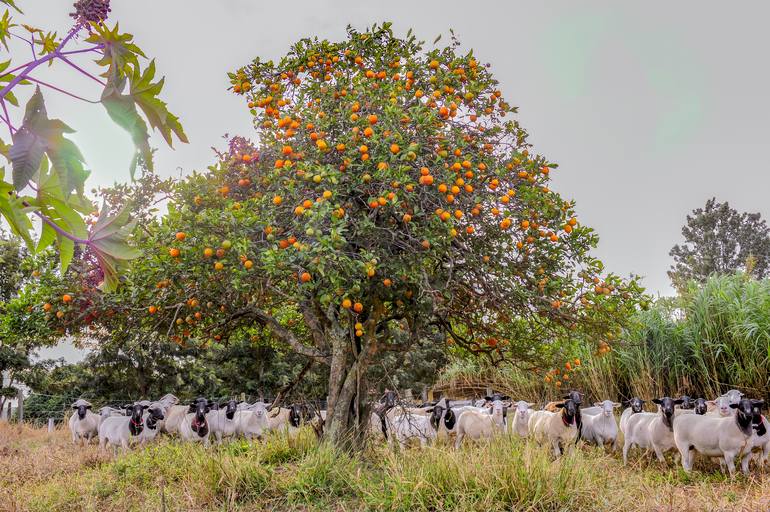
[674,399,684,405]
[86,405,92,409]
[500,395,510,401]
[527,402,535,408]
[555,403,565,409]
[484,396,492,401]
[729,403,740,409]
[751,400,765,409]
[71,405,78,409]
[593,402,602,407]
[613,403,621,408]
[651,399,662,405]
[706,400,716,405]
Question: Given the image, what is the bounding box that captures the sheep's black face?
[224,400,238,420]
[694,398,708,415]
[380,390,398,409]
[628,397,645,414]
[562,390,583,406]
[678,396,694,410]
[289,405,302,428]
[652,397,682,428]
[74,404,89,420]
[750,400,766,436]
[443,407,456,430]
[730,398,758,427]
[146,407,164,429]
[429,405,445,431]
[557,399,577,425]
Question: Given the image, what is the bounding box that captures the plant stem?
[24,76,100,103]
[0,98,15,134]
[21,200,90,245]
[58,55,105,86]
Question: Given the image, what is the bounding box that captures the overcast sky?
[9,1,770,361]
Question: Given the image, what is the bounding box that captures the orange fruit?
[390,144,400,154]
[383,278,392,287]
[169,248,180,258]
[282,145,293,155]
[353,302,364,313]
[148,306,158,314]
[300,272,311,283]
[175,232,186,241]
[43,303,52,312]
[368,114,378,124]
[273,196,283,205]
[402,213,412,223]
[214,262,224,271]
[244,260,253,269]
[342,298,352,309]
[421,240,431,249]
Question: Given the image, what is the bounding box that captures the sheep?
[179,398,214,446]
[390,404,444,449]
[440,402,489,437]
[207,399,241,444]
[673,398,762,476]
[528,398,579,457]
[706,396,734,417]
[236,402,268,441]
[676,397,709,416]
[739,401,768,473]
[453,397,508,448]
[98,403,149,455]
[619,397,646,435]
[97,406,126,427]
[370,389,399,440]
[510,401,535,438]
[161,404,191,435]
[622,397,683,465]
[580,400,620,450]
[68,399,99,445]
[136,404,166,445]
[266,404,304,435]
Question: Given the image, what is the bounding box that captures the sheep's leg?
[741,450,753,474]
[652,443,667,464]
[454,432,464,450]
[552,439,562,458]
[678,447,692,472]
[723,453,737,477]
[622,439,632,465]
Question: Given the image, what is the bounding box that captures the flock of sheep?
[67,388,768,477]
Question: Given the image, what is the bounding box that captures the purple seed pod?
[69,0,111,25]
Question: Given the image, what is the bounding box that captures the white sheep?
[623,397,683,465]
[98,404,149,455]
[619,397,646,435]
[741,404,769,473]
[161,404,190,435]
[673,398,761,476]
[68,399,99,445]
[236,402,268,441]
[390,405,444,449]
[510,401,534,438]
[580,400,620,450]
[179,399,214,446]
[528,399,579,457]
[207,400,240,444]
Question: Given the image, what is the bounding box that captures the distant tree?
[669,198,770,289]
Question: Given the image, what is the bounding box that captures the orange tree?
[46,24,644,446]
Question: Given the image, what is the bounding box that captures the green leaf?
[88,206,141,292]
[0,1,21,14]
[0,9,15,51]
[0,168,32,247]
[58,234,74,272]
[34,31,58,60]
[128,60,188,147]
[8,126,45,191]
[86,22,146,75]
[101,69,153,175]
[36,221,56,252]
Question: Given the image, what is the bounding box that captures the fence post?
[5,402,10,421]
[16,388,23,423]
[240,392,245,403]
[48,418,55,433]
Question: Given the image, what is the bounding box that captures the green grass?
[7,426,769,512]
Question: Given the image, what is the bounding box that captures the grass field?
[1,422,768,512]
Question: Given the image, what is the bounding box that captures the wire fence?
[4,391,331,428]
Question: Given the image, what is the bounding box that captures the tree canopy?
[669,198,770,290]
[32,23,644,445]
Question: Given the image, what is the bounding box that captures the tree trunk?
[322,333,374,449]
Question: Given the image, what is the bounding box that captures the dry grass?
[1,422,768,512]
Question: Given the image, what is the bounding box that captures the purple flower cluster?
[69,0,111,25]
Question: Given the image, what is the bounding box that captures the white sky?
[6,1,769,361]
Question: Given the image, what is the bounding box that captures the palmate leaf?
[9,87,90,198]
[0,167,32,246]
[86,22,146,75]
[101,69,153,175]
[128,60,188,147]
[0,9,15,51]
[89,206,140,291]
[34,31,58,62]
